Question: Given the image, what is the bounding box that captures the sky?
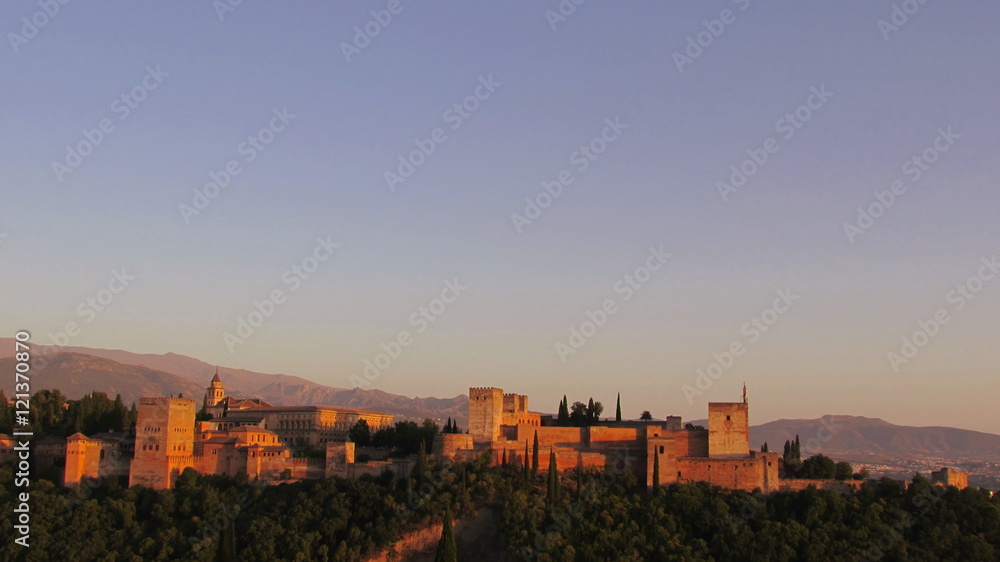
[2,1,998,434]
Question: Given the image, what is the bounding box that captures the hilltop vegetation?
[1,449,998,561]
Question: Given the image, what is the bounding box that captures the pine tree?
[532,431,539,475]
[615,393,622,423]
[434,506,457,562]
[653,447,661,495]
[547,448,559,503]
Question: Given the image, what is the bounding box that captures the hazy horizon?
[3,2,999,435]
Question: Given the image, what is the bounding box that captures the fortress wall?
[778,479,865,493]
[663,429,709,458]
[514,426,583,448]
[588,426,640,445]
[677,452,778,493]
[433,434,474,459]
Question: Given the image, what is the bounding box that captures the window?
[726,415,731,421]
[659,446,664,454]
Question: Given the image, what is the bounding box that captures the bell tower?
[205,368,225,408]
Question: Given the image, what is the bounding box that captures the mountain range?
[2,339,998,471]
[0,339,467,426]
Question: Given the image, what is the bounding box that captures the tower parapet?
[468,387,504,443]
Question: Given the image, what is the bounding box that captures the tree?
[523,441,530,483]
[217,518,237,562]
[835,461,854,481]
[349,419,371,446]
[652,447,660,495]
[434,506,457,562]
[640,411,653,421]
[557,396,569,426]
[799,454,836,479]
[761,442,769,453]
[615,393,622,422]
[570,402,587,426]
[547,448,559,503]
[589,400,604,423]
[501,448,507,466]
[532,431,539,475]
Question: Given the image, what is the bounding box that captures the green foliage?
[557,396,569,426]
[532,432,539,476]
[640,411,653,421]
[0,389,136,436]
[348,419,371,446]
[615,393,622,423]
[547,449,558,504]
[434,506,457,562]
[371,419,439,456]
[502,468,1000,561]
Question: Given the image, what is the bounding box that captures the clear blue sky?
[3,1,999,433]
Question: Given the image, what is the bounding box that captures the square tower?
[129,397,196,488]
[468,387,504,443]
[707,402,749,457]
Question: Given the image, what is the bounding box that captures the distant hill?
[750,415,1000,463]
[0,353,206,405]
[0,339,467,427]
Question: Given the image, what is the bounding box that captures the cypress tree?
[615,393,622,423]
[653,447,660,495]
[434,506,457,562]
[547,448,558,503]
[557,396,569,426]
[523,441,530,483]
[501,448,507,466]
[532,431,539,475]
[217,518,237,561]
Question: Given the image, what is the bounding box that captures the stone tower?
[205,368,225,408]
[468,387,504,443]
[707,401,750,458]
[129,397,196,489]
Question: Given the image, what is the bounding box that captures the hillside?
[750,415,1000,463]
[0,353,206,405]
[0,340,467,426]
